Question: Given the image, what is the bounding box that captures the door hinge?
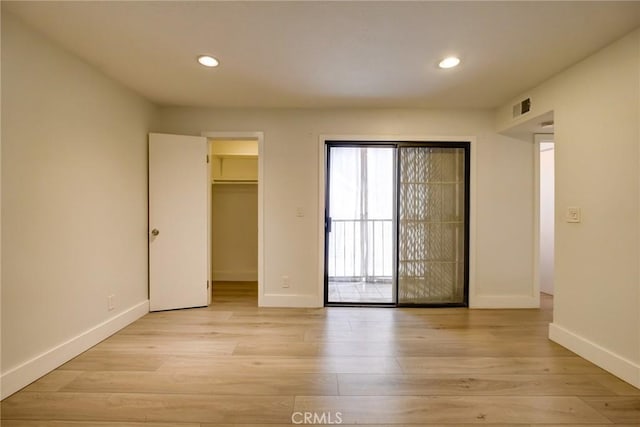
[206,154,210,163]
[207,280,210,289]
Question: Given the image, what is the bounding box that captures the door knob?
[151,229,160,236]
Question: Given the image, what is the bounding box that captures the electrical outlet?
[281,275,290,288]
[566,207,581,223]
[108,294,115,311]
[296,207,305,218]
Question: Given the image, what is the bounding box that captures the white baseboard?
[213,270,258,282]
[0,300,149,399]
[549,322,640,388]
[470,294,540,308]
[260,293,321,307]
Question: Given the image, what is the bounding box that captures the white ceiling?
[5,1,640,109]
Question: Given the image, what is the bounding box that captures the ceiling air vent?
[512,97,531,118]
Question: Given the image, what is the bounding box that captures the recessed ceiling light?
[197,55,219,68]
[439,56,460,69]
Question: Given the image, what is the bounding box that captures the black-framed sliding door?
[324,141,469,307]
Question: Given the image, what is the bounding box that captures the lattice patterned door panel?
[398,146,466,304]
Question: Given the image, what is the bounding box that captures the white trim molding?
[0,300,149,400]
[261,294,320,308]
[317,134,477,308]
[550,322,640,388]
[470,295,540,309]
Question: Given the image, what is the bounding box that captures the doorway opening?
[537,135,555,298]
[324,141,470,307]
[206,135,261,306]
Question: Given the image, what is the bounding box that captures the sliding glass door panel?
[326,146,395,304]
[397,146,467,305]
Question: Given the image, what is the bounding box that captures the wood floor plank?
[397,356,607,375]
[318,322,567,357]
[120,322,308,343]
[319,340,403,357]
[201,424,533,427]
[122,320,335,341]
[226,315,353,327]
[59,351,167,371]
[233,342,320,356]
[540,425,638,427]
[158,355,404,374]
[1,392,294,423]
[1,422,199,427]
[581,396,640,424]
[62,371,338,395]
[293,395,611,424]
[305,326,497,341]
[587,375,640,396]
[487,326,552,339]
[137,309,234,321]
[21,371,83,393]
[348,317,537,329]
[337,373,617,396]
[90,336,238,355]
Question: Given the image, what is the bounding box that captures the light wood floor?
[2,282,639,426]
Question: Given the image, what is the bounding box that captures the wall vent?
[512,97,531,118]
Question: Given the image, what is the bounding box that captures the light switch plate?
[566,207,581,223]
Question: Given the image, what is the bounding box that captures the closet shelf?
[213,153,258,159]
[213,180,258,185]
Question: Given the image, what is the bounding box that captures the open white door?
[149,133,209,311]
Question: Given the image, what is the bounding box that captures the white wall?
[212,184,258,281]
[539,143,555,295]
[154,108,536,308]
[496,29,640,387]
[1,12,154,398]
